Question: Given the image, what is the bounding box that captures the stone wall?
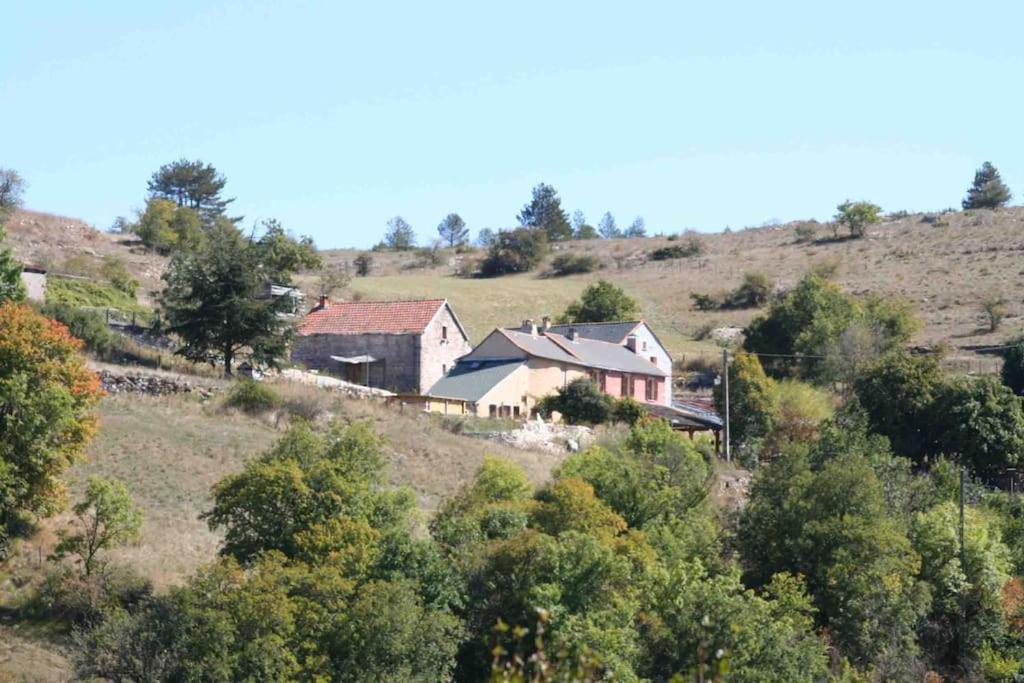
[291,333,422,393]
[98,370,215,398]
[418,305,474,393]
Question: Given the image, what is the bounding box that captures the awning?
[330,354,378,364]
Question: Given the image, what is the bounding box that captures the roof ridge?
[548,319,642,326]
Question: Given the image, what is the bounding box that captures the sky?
[2,1,1023,249]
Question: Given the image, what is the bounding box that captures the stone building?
[291,297,471,394]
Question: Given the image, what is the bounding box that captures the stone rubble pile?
[474,419,594,455]
[98,370,215,399]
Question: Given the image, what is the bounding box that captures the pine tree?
[517,183,573,241]
[160,220,295,376]
[624,216,647,237]
[147,159,235,224]
[962,161,1012,209]
[436,213,469,247]
[598,212,621,239]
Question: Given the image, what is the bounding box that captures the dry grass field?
[8,206,1024,365]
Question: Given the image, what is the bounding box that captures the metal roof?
[425,359,525,402]
[545,321,641,344]
[497,328,667,377]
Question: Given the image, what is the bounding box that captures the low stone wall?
[98,370,216,399]
[278,368,395,400]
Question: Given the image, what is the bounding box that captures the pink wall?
[598,372,664,405]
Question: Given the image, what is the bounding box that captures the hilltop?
[6,206,1024,366]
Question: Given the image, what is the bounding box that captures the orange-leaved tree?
[0,303,102,555]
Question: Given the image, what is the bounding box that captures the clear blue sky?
[3,1,1022,248]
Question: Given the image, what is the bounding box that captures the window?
[645,378,657,401]
[489,404,497,418]
[513,406,521,418]
[442,325,448,340]
[501,405,512,418]
[642,340,648,351]
[442,364,447,375]
[650,356,658,366]
[620,374,631,397]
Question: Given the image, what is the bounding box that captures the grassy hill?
[6,206,1024,366]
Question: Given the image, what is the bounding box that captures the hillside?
[6,206,1024,366]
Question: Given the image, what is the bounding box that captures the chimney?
[541,316,551,331]
[318,295,330,310]
[626,334,638,352]
[521,319,537,337]
[568,327,578,341]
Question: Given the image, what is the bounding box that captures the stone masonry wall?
[291,333,422,393]
[418,305,473,394]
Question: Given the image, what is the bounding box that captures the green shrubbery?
[650,234,705,260]
[42,303,117,355]
[46,277,149,313]
[549,252,599,276]
[224,379,281,414]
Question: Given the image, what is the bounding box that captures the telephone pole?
[723,349,731,463]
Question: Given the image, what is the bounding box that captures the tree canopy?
[559,280,639,323]
[963,161,1012,210]
[0,304,102,554]
[517,183,573,242]
[159,220,299,375]
[384,216,416,250]
[437,213,469,247]
[834,200,882,238]
[598,211,620,239]
[147,159,234,224]
[479,227,548,276]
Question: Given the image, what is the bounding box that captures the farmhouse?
[291,297,471,394]
[424,318,668,418]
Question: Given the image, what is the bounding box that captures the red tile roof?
[297,298,449,336]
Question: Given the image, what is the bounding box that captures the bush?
[550,253,600,276]
[538,378,614,424]
[650,235,705,260]
[100,256,140,298]
[42,303,116,355]
[1002,337,1024,396]
[479,228,548,277]
[729,271,772,308]
[353,253,373,276]
[793,222,817,243]
[612,397,647,425]
[36,564,151,626]
[225,379,281,414]
[560,280,640,323]
[690,292,723,311]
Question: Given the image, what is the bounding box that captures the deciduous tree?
[834,200,882,238]
[559,280,639,323]
[624,216,646,237]
[53,477,142,577]
[384,216,416,250]
[0,304,102,553]
[598,211,620,239]
[479,227,548,276]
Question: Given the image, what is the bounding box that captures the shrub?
[650,234,705,260]
[538,378,614,424]
[37,564,151,627]
[728,271,772,308]
[282,394,324,421]
[46,278,148,313]
[690,292,723,311]
[42,303,116,355]
[353,253,373,276]
[550,253,600,276]
[1002,337,1024,396]
[981,292,1007,332]
[793,222,817,243]
[225,379,281,414]
[100,256,140,298]
[834,200,882,239]
[479,228,548,277]
[612,397,647,425]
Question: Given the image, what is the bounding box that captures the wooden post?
[723,349,731,463]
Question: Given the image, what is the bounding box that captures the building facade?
[291,298,471,394]
[424,320,669,418]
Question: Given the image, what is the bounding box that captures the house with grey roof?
[425,318,670,419]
